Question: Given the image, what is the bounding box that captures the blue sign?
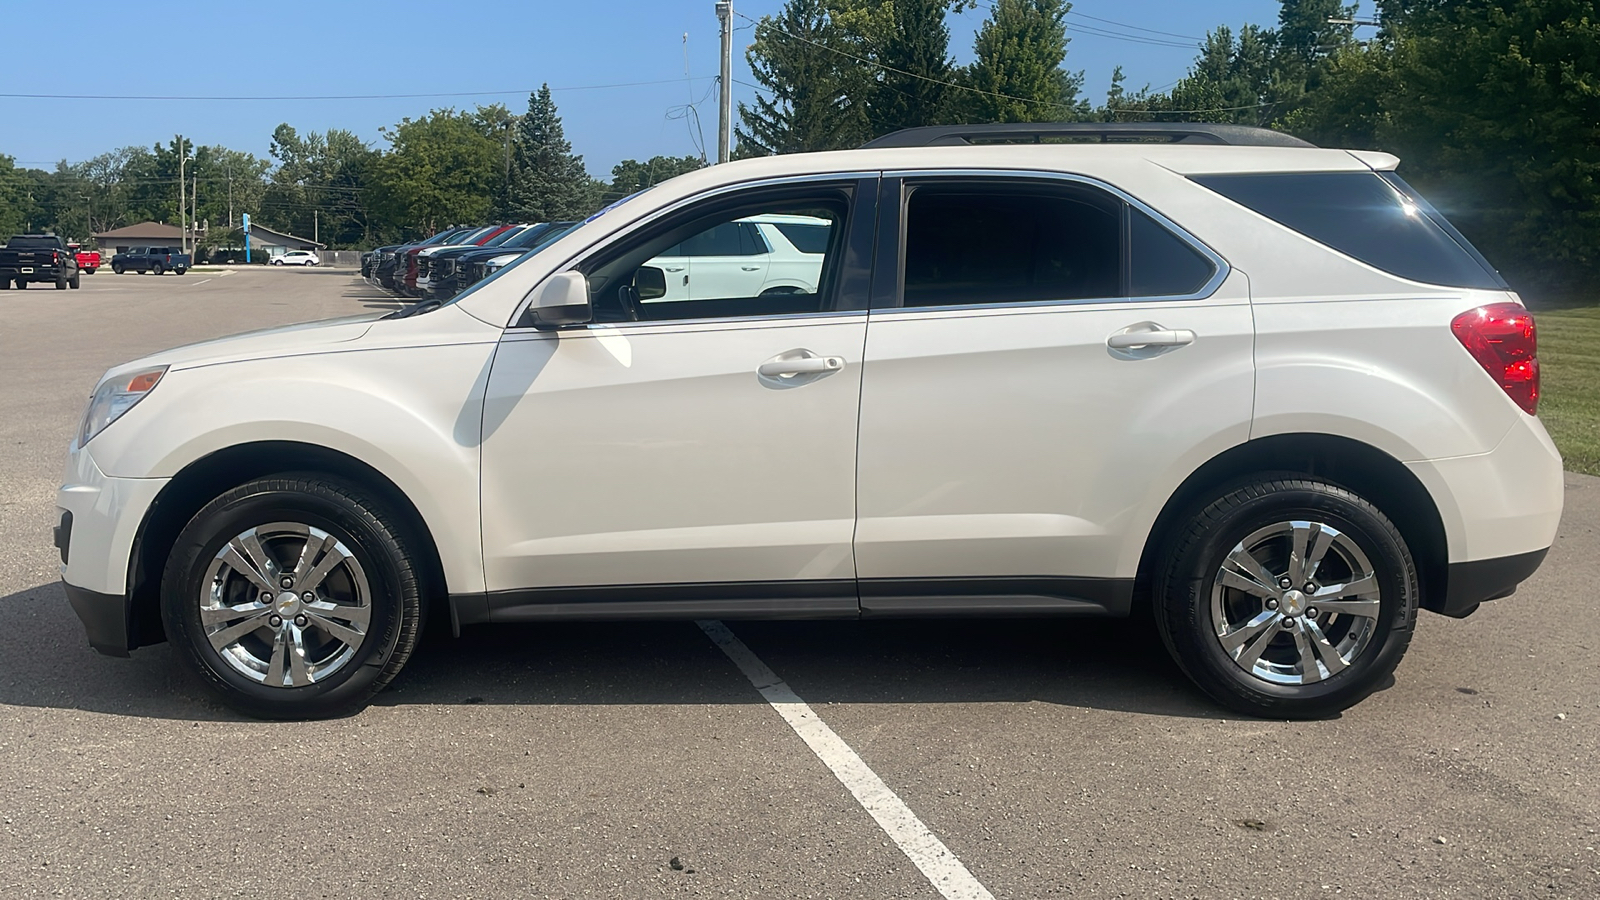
[242,213,251,262]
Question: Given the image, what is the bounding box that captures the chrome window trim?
[884,167,1231,312]
[506,171,879,332]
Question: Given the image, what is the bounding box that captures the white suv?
[55,123,1563,720]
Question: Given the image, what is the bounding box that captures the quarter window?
[1193,171,1507,289]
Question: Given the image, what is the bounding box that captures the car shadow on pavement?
[0,581,1225,722]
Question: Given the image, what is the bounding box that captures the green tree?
[369,109,501,236]
[738,0,870,154]
[869,0,959,134]
[0,154,36,237]
[966,0,1084,123]
[607,156,704,201]
[507,85,598,222]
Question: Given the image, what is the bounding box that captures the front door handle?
[1107,328,1197,350]
[758,353,846,377]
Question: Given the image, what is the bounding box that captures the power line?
[1066,10,1204,42]
[0,77,715,103]
[967,1,1199,47]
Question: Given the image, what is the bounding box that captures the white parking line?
[697,620,996,900]
[187,278,212,287]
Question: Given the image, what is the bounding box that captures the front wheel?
[161,475,425,719]
[273,259,284,266]
[112,263,124,275]
[1155,477,1418,719]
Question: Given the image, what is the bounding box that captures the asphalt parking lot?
[1,267,1596,898]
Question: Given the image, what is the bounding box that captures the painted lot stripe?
[698,620,996,900]
[187,278,212,286]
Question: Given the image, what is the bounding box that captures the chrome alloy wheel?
[199,522,372,688]
[1210,520,1381,686]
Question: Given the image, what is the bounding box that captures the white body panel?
[856,272,1255,581]
[479,316,868,589]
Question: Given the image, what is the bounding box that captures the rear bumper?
[0,266,64,281]
[63,581,134,657]
[1432,548,1549,618]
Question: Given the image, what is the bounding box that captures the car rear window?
[7,236,60,249]
[1192,171,1507,289]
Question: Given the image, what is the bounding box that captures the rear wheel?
[174,267,187,276]
[161,474,425,719]
[152,263,165,276]
[70,270,81,289]
[15,278,26,289]
[85,267,97,275]
[1155,477,1418,719]
[55,276,67,290]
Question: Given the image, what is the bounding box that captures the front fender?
[89,341,498,594]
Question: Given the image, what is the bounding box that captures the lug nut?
[1305,607,1319,619]
[1279,577,1293,589]
[293,614,308,628]
[279,576,294,589]
[1266,599,1280,610]
[301,591,315,602]
[268,615,283,627]
[259,591,272,604]
[1304,583,1317,594]
[1282,617,1297,628]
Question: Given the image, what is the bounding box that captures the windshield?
[432,222,579,310]
[482,226,526,247]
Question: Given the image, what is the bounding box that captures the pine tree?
[507,85,597,222]
[870,0,957,135]
[967,0,1082,123]
[737,0,870,154]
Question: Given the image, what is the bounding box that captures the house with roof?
[92,222,185,255]
[208,222,325,263]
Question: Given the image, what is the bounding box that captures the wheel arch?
[1134,433,1449,618]
[124,441,449,650]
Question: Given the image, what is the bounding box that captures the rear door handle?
[1107,328,1197,350]
[758,355,846,377]
[741,265,761,271]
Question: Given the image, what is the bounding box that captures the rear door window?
[1192,171,1507,289]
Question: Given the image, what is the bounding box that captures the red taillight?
[1451,302,1539,415]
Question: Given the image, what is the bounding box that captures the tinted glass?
[903,187,1120,306]
[773,222,831,254]
[678,222,749,256]
[1130,208,1215,296]
[1193,172,1507,289]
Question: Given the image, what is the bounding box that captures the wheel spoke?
[1303,618,1349,676]
[305,612,363,648]
[205,609,272,651]
[1312,597,1381,619]
[220,541,275,595]
[287,626,313,687]
[292,530,337,584]
[305,599,371,627]
[1288,522,1314,584]
[200,601,268,626]
[1221,610,1283,670]
[1303,525,1337,584]
[265,628,289,687]
[1321,573,1378,599]
[1222,546,1280,597]
[238,531,276,581]
[1291,624,1324,683]
[298,541,351,593]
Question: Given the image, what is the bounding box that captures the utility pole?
[314,209,319,245]
[226,158,234,228]
[716,0,733,163]
[177,135,187,256]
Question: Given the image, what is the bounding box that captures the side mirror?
[530,270,592,330]
[634,265,667,301]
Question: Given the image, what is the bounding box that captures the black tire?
[273,259,284,266]
[1155,477,1418,719]
[137,269,146,275]
[85,267,97,275]
[161,474,425,720]
[152,263,165,276]
[112,263,124,275]
[15,278,26,289]
[0,279,8,290]
[174,267,187,276]
[70,270,81,289]
[55,277,67,290]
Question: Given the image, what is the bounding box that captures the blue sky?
[2,0,1309,177]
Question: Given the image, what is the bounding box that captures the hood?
[109,313,384,376]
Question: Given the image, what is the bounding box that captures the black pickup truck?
[111,247,191,275]
[0,234,81,290]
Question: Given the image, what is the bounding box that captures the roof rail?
[860,122,1317,149]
